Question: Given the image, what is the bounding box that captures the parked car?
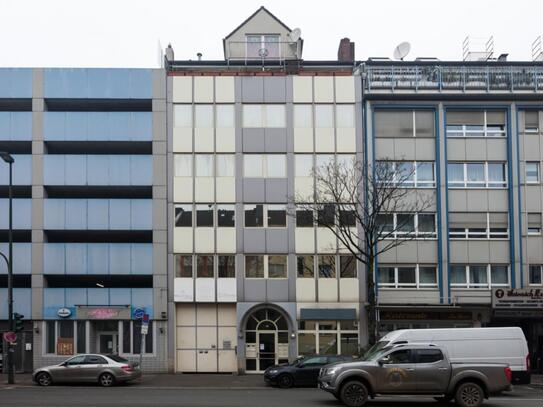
[375,327,530,384]
[33,354,141,387]
[264,355,353,388]
[318,344,512,407]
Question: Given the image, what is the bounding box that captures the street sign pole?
[139,313,149,372]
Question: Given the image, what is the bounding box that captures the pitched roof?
[223,6,292,40]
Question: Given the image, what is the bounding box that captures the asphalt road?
[1,386,543,407]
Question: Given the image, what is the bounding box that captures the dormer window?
[246,35,280,59]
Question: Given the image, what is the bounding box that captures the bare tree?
[290,157,434,346]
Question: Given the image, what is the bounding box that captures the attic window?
[246,35,280,59]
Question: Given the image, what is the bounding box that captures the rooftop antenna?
[393,41,411,60]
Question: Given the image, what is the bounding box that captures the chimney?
[165,44,175,62]
[338,38,355,62]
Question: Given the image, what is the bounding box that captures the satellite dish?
[393,41,411,60]
[258,48,269,58]
[289,28,302,42]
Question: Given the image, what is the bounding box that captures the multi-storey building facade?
[0,68,168,372]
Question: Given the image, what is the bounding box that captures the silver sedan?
[33,354,141,387]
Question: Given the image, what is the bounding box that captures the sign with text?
[380,310,473,321]
[76,306,131,320]
[492,288,543,309]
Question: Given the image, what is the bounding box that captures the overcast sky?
[0,0,541,68]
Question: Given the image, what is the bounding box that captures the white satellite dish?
[289,28,302,42]
[393,41,411,60]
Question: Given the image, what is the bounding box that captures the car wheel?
[277,374,294,389]
[340,380,369,407]
[434,396,453,404]
[99,372,116,387]
[36,372,52,387]
[455,382,484,407]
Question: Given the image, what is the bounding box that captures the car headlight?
[268,369,279,375]
[324,366,340,376]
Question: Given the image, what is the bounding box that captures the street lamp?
[0,151,14,384]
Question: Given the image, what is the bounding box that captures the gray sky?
[0,0,541,67]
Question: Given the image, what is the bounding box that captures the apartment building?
[0,68,168,372]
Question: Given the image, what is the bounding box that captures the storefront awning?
[300,308,357,320]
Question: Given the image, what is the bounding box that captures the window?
[298,321,358,356]
[218,255,235,278]
[197,255,214,278]
[217,205,235,227]
[297,255,314,277]
[246,35,280,59]
[244,204,264,227]
[245,255,287,278]
[44,320,88,356]
[388,350,413,364]
[175,255,192,277]
[416,349,443,364]
[85,355,107,365]
[375,161,435,188]
[296,208,314,227]
[294,105,312,128]
[174,105,192,127]
[378,265,437,288]
[450,264,509,288]
[295,155,313,177]
[526,162,540,183]
[377,213,436,239]
[267,205,287,227]
[528,213,542,235]
[447,162,507,188]
[446,110,506,137]
[195,155,213,177]
[66,355,86,365]
[243,154,286,178]
[317,204,335,227]
[174,155,192,177]
[318,255,336,278]
[216,155,235,177]
[340,255,357,278]
[524,111,539,133]
[374,110,435,138]
[242,104,285,128]
[196,204,214,227]
[175,205,192,227]
[339,205,356,227]
[449,212,508,239]
[529,265,542,285]
[244,204,286,228]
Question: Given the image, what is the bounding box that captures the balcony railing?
[365,64,543,92]
[225,41,300,64]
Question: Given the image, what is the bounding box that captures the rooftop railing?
[225,41,300,65]
[365,64,543,92]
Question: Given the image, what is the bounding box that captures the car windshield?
[361,341,391,361]
[106,354,129,363]
[291,356,307,366]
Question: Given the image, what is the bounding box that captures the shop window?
[44,320,86,356]
[298,320,359,357]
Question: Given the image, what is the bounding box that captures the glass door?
[98,333,118,354]
[258,332,276,371]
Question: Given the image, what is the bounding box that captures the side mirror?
[378,356,391,366]
[60,362,68,367]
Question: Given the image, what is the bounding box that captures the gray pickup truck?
[318,344,512,407]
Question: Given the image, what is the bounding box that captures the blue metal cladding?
[0,112,33,141]
[42,243,153,275]
[0,69,32,98]
[0,199,31,229]
[0,243,31,274]
[0,154,32,185]
[43,112,152,141]
[42,288,153,319]
[0,288,31,319]
[43,68,152,99]
[43,155,152,186]
[43,199,152,230]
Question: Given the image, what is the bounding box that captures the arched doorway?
[244,307,289,372]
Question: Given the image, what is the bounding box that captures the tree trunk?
[365,261,377,346]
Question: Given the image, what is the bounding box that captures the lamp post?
[0,151,14,384]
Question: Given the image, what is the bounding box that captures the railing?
[225,41,300,64]
[365,64,543,92]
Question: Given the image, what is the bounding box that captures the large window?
[297,255,314,278]
[293,104,355,129]
[449,212,508,239]
[376,213,436,238]
[448,162,507,188]
[244,204,286,228]
[375,161,436,188]
[526,162,540,183]
[246,35,280,59]
[174,154,192,177]
[374,110,435,138]
[528,213,542,235]
[175,204,192,227]
[243,154,286,178]
[524,111,540,133]
[378,265,437,288]
[245,255,287,279]
[175,204,235,228]
[450,264,509,288]
[174,104,234,129]
[242,104,285,128]
[529,265,543,285]
[446,110,506,137]
[298,321,359,356]
[175,255,235,278]
[175,255,193,277]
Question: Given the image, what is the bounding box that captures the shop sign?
[57,308,72,318]
[380,310,473,321]
[76,306,131,320]
[492,288,543,309]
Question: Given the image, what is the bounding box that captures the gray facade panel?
[263,77,286,103]
[266,279,289,301]
[264,128,287,152]
[244,280,267,301]
[265,179,288,202]
[242,128,265,151]
[241,77,264,103]
[265,229,289,252]
[243,229,266,252]
[243,179,265,202]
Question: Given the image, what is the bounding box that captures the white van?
[375,327,530,384]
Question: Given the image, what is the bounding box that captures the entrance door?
[258,333,276,371]
[98,333,118,354]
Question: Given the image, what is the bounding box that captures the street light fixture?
[0,151,15,384]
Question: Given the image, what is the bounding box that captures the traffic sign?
[3,332,17,343]
[141,324,148,335]
[142,313,149,324]
[133,308,145,319]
